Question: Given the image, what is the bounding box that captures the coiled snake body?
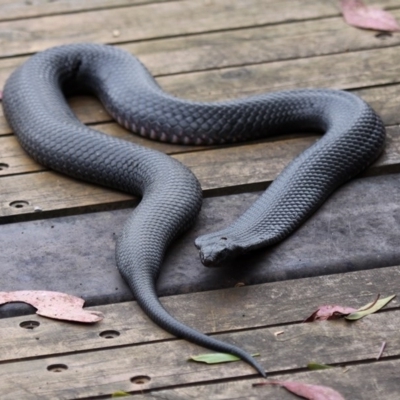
[2,44,386,377]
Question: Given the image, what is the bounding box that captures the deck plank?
[1,0,400,398]
[2,11,400,135]
[124,359,400,399]
[0,0,365,58]
[0,310,398,398]
[0,265,398,361]
[1,125,399,218]
[0,0,177,22]
[1,173,400,308]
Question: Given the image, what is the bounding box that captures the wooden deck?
[1,1,400,398]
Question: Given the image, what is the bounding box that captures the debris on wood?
[376,341,386,360]
[307,362,334,370]
[304,294,396,322]
[304,305,357,322]
[0,290,104,323]
[190,352,259,364]
[111,391,130,398]
[340,0,400,32]
[345,294,396,320]
[252,379,345,400]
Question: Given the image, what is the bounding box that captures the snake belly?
[2,43,385,377]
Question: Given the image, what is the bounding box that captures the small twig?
[376,341,386,360]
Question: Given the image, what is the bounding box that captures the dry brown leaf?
[340,0,400,32]
[0,290,103,323]
[253,380,345,400]
[304,305,357,322]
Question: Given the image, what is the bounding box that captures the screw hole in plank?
[19,320,40,329]
[99,330,120,339]
[9,200,30,209]
[130,375,151,385]
[47,364,68,372]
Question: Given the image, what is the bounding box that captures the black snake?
[2,43,386,377]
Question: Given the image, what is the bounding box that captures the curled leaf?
[304,305,357,322]
[340,0,400,32]
[0,290,103,323]
[253,380,345,400]
[190,352,259,364]
[345,294,396,320]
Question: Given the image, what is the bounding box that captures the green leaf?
[190,352,260,364]
[307,362,334,370]
[345,294,396,320]
[111,391,130,398]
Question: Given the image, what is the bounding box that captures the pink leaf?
[304,305,357,322]
[0,290,103,323]
[253,380,345,400]
[340,0,400,32]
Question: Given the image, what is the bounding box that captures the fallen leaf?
[340,0,400,32]
[190,352,259,364]
[304,305,357,322]
[307,362,334,370]
[253,380,345,400]
[345,294,396,320]
[111,391,130,397]
[0,290,103,323]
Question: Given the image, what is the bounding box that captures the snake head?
[195,235,241,267]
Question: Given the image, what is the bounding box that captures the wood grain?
[0,0,398,58]
[124,359,400,399]
[0,0,176,22]
[2,41,400,135]
[0,265,398,362]
[0,310,398,398]
[1,125,399,218]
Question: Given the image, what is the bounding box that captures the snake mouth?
[196,236,240,267]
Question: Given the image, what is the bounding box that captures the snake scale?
[2,43,386,377]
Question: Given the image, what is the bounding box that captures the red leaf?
[304,305,357,322]
[0,290,103,323]
[253,380,345,400]
[340,0,400,32]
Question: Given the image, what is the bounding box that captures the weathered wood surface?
[1,0,400,399]
[1,124,399,219]
[0,0,175,22]
[1,265,399,361]
[4,0,399,57]
[0,265,398,398]
[2,173,400,317]
[2,11,400,217]
[124,359,400,399]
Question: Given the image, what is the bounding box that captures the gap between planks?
[104,358,400,399]
[0,0,181,23]
[0,297,398,397]
[0,264,398,362]
[0,0,399,59]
